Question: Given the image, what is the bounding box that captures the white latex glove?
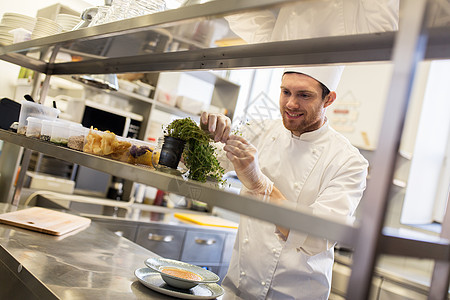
[224,135,273,195]
[200,111,231,143]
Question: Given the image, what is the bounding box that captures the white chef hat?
[283,66,345,91]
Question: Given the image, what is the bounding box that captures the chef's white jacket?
[225,0,399,43]
[220,120,369,299]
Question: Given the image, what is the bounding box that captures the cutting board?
[174,213,238,229]
[0,207,91,236]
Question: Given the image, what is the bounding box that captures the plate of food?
[144,257,220,289]
[135,267,224,299]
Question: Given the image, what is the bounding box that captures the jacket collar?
[289,120,329,141]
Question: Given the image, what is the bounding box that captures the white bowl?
[145,257,220,289]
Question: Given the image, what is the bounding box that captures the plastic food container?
[25,117,43,138]
[17,100,60,135]
[127,138,157,166]
[40,119,53,142]
[135,81,154,96]
[109,135,133,162]
[83,129,131,161]
[50,120,70,146]
[68,125,87,151]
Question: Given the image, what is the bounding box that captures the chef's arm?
[223,135,292,238]
[267,187,290,239]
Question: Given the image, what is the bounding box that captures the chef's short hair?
[284,71,331,99]
[319,82,331,99]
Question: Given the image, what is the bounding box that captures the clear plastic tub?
[68,125,87,151]
[50,120,70,146]
[17,100,60,135]
[40,119,53,142]
[25,117,42,138]
[83,129,132,161]
[127,138,157,166]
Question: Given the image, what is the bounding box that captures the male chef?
[201,66,369,299]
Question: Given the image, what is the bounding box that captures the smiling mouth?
[285,111,303,119]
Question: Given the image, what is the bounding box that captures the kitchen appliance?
[81,100,142,139]
[0,98,20,130]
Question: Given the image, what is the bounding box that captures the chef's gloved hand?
[200,111,231,143]
[224,135,273,195]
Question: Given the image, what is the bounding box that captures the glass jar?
[152,136,188,176]
[128,0,166,18]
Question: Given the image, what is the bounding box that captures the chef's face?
[279,73,336,136]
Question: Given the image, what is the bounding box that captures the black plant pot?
[158,136,186,169]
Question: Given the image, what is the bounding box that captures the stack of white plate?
[1,13,36,32]
[0,24,14,45]
[31,17,63,39]
[55,14,80,32]
[0,12,36,45]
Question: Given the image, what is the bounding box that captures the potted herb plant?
[159,118,225,184]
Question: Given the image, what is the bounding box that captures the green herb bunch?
[164,118,225,184]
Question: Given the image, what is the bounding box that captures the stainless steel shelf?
[0,129,356,246]
[1,129,449,262]
[1,1,449,75]
[380,228,450,260]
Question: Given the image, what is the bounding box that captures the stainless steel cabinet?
[135,224,186,260]
[181,229,225,263]
[332,261,382,300]
[378,280,428,300]
[89,214,236,280]
[94,221,138,241]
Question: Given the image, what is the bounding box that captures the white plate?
[135,268,224,299]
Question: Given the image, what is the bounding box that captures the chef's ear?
[323,91,336,108]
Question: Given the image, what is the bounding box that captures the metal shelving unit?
[0,0,449,299]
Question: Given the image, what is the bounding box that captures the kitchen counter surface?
[0,203,217,300]
[33,190,238,234]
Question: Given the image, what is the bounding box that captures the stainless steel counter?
[0,203,194,299]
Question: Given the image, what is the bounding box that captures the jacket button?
[261,281,266,286]
[241,271,246,276]
[244,238,249,243]
[272,248,277,254]
[294,182,299,188]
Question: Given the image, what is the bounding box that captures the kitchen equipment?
[174,213,238,229]
[28,172,75,194]
[72,7,98,30]
[0,207,91,236]
[0,98,20,130]
[72,74,119,91]
[81,100,142,138]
